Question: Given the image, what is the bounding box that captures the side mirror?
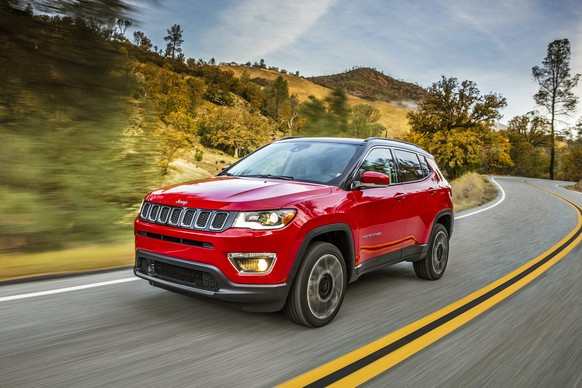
[353,171,390,189]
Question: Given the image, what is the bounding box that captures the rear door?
[393,149,436,250]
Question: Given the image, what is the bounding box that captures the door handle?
[394,192,406,201]
[428,187,437,195]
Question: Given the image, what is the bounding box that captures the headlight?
[228,253,276,273]
[232,209,296,230]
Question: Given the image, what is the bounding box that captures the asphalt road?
[1,177,581,387]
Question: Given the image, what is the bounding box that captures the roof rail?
[364,136,389,142]
[364,136,422,148]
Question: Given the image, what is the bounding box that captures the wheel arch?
[434,209,454,239]
[417,209,454,261]
[288,223,356,285]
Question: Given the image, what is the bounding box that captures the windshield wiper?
[240,174,294,181]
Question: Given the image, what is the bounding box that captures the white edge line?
[454,177,506,220]
[0,277,139,303]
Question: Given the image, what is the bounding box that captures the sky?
[130,0,582,126]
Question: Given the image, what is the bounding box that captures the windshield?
[222,141,360,186]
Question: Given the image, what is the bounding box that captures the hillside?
[309,67,427,103]
[222,65,414,136]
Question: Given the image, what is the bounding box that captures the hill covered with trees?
[310,67,427,103]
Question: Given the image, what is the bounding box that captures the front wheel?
[284,242,346,327]
[413,223,449,280]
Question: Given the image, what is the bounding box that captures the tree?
[408,77,507,135]
[326,88,350,132]
[575,118,582,142]
[348,104,385,138]
[197,66,238,106]
[198,107,271,158]
[300,95,337,136]
[532,39,581,179]
[298,89,352,137]
[164,23,184,59]
[404,76,508,178]
[506,114,550,147]
[560,145,582,182]
[115,18,131,38]
[238,71,266,111]
[505,114,550,177]
[480,130,513,173]
[133,30,152,51]
[283,95,304,136]
[263,76,290,121]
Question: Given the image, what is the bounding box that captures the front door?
[351,147,408,269]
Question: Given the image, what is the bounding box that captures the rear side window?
[394,149,429,182]
[419,155,431,177]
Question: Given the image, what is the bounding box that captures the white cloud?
[207,0,338,61]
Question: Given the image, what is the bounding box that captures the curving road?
[1,177,581,387]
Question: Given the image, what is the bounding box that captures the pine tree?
[164,24,184,59]
[532,39,580,179]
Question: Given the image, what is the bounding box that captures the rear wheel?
[414,223,449,280]
[285,242,346,327]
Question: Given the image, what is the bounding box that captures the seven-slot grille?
[139,201,231,231]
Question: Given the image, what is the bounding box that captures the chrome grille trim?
[181,209,197,228]
[195,211,211,229]
[148,204,160,222]
[210,212,229,230]
[168,208,182,226]
[140,202,151,219]
[158,206,171,223]
[139,201,233,232]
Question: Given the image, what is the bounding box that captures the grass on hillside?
[222,65,411,137]
[0,174,497,282]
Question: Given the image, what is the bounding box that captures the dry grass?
[0,242,134,281]
[222,65,332,101]
[221,65,411,137]
[365,100,411,137]
[451,173,498,211]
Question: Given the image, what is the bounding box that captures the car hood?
[145,176,332,210]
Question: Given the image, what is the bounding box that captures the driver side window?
[358,148,396,184]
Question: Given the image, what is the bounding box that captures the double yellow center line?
[280,183,582,387]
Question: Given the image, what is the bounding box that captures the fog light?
[228,253,276,274]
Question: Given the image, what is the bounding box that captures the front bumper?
[134,250,290,312]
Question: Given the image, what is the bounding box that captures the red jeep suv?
[134,137,453,327]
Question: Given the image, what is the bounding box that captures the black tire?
[284,242,347,327]
[413,223,449,280]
